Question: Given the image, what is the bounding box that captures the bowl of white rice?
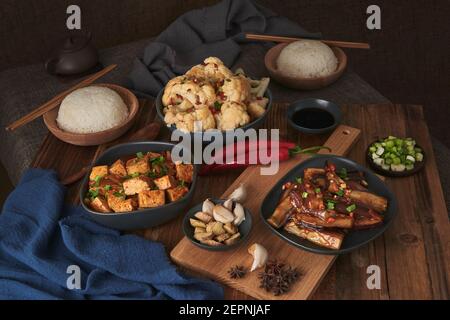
[43,84,139,146]
[264,40,347,90]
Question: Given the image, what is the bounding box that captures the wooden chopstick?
[245,33,370,49]
[5,64,117,131]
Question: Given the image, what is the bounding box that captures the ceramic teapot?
[45,31,98,75]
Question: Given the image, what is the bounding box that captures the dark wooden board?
[32,101,450,299]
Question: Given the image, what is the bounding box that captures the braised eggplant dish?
[84,150,194,213]
[267,161,388,250]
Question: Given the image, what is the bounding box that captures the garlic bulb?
[229,183,247,203]
[212,205,235,224]
[248,243,268,272]
[202,198,215,214]
[233,202,245,226]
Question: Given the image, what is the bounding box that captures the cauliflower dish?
[162,57,270,132]
[84,150,194,213]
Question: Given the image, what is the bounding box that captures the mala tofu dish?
[267,162,388,250]
[162,57,270,132]
[85,151,194,213]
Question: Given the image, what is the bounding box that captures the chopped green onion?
[326,201,335,210]
[113,192,125,199]
[295,177,303,184]
[136,152,144,159]
[88,189,99,199]
[315,188,321,194]
[302,192,308,198]
[338,167,347,179]
[130,172,140,178]
[150,156,165,165]
[336,189,344,197]
[214,101,222,110]
[346,204,356,212]
[179,180,186,187]
[94,175,102,187]
[104,185,111,191]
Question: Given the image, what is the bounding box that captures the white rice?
[56,86,129,134]
[277,40,338,79]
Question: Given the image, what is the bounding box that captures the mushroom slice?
[202,198,215,214]
[248,243,268,272]
[200,239,223,246]
[224,222,238,235]
[224,232,241,245]
[190,218,206,228]
[194,211,213,223]
[213,205,235,224]
[194,232,213,241]
[233,203,245,226]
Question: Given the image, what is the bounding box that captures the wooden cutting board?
[170,124,361,300]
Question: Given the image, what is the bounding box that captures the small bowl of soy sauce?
[286,98,342,135]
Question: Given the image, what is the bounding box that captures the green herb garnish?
[179,180,186,187]
[136,152,144,159]
[339,168,348,179]
[295,177,303,184]
[94,175,102,187]
[113,192,125,199]
[302,192,308,199]
[104,185,111,191]
[326,201,335,210]
[315,188,321,194]
[336,189,345,197]
[88,188,99,199]
[214,101,222,110]
[150,156,165,165]
[130,172,140,178]
[346,204,356,212]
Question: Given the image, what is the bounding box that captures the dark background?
[0,0,449,145]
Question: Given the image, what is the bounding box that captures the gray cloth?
[126,0,320,96]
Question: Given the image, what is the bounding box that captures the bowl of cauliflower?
[156,57,272,141]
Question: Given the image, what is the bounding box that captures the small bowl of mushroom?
[183,197,252,251]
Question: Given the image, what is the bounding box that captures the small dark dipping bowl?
[260,155,398,255]
[183,199,252,251]
[80,141,197,230]
[286,98,342,135]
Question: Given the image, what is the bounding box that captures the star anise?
[228,265,247,279]
[258,259,302,296]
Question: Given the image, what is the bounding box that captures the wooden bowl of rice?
[43,83,139,146]
[264,41,347,90]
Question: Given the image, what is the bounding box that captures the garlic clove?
[233,202,245,226]
[248,243,268,272]
[229,183,247,203]
[213,205,235,224]
[202,198,215,214]
[223,198,233,210]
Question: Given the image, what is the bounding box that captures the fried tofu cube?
[138,190,165,208]
[89,165,108,181]
[175,163,194,183]
[109,159,127,177]
[123,176,152,195]
[166,185,189,202]
[89,196,111,213]
[126,157,150,175]
[153,175,177,190]
[106,192,136,212]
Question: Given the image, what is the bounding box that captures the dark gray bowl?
[182,199,252,251]
[155,88,273,145]
[80,141,197,230]
[286,98,342,135]
[260,155,398,255]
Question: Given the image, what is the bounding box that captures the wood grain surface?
[31,100,450,300]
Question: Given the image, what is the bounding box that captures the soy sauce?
[292,108,335,129]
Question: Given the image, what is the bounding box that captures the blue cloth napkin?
[0,169,223,300]
[126,0,320,96]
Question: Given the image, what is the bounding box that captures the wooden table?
[32,99,450,299]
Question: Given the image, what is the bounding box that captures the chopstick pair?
[245,33,370,49]
[5,64,117,131]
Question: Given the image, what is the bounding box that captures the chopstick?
[5,64,117,131]
[245,33,370,49]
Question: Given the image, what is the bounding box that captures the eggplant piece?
[267,194,294,228]
[348,190,388,212]
[290,189,330,220]
[294,212,354,229]
[284,221,344,250]
[303,168,325,182]
[346,180,368,192]
[353,208,383,229]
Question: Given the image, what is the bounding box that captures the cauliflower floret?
[186,57,233,84]
[218,102,250,131]
[247,98,269,120]
[220,75,251,103]
[162,78,216,108]
[165,106,216,132]
[194,107,216,131]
